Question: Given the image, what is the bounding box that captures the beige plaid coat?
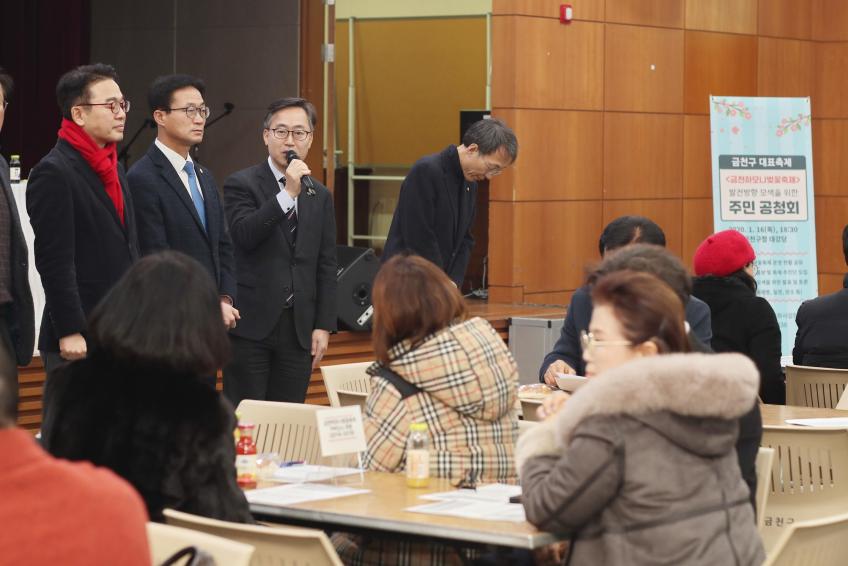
[364,316,519,484]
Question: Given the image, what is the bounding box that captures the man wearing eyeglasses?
[381,118,518,288]
[127,74,239,336]
[222,97,337,404]
[26,63,139,375]
[0,68,35,412]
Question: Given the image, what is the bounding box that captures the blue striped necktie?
[184,161,206,230]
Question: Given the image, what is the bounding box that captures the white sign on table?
[316,405,367,457]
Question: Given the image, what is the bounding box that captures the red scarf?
[57,118,125,225]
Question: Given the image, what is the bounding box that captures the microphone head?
[224,102,234,112]
[285,150,299,165]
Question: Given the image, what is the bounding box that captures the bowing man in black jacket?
[381,118,518,288]
[26,64,138,376]
[223,98,337,404]
[127,74,239,330]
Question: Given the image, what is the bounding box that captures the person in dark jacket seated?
[41,251,252,523]
[539,215,712,383]
[519,271,764,566]
[693,229,785,404]
[794,224,848,368]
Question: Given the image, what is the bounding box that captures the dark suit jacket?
[127,144,236,299]
[381,145,476,286]
[539,285,713,378]
[793,274,848,368]
[0,154,34,365]
[26,139,139,353]
[224,162,337,350]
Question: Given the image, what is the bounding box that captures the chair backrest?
[147,521,254,566]
[337,389,368,412]
[520,399,542,422]
[235,400,327,463]
[321,362,372,407]
[763,511,848,566]
[164,509,343,566]
[756,446,775,531]
[759,426,848,552]
[785,365,848,408]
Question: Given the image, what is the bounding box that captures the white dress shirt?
[155,138,204,200]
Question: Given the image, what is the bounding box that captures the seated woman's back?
[43,357,250,522]
[41,252,252,523]
[365,315,518,484]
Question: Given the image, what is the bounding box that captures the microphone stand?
[192,103,235,161]
[118,119,155,167]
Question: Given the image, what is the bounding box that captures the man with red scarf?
[26,64,139,376]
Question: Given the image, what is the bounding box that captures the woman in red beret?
[691,229,784,404]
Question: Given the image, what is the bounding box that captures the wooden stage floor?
[16,300,565,432]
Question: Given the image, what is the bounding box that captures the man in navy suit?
[128,74,238,330]
[381,118,518,288]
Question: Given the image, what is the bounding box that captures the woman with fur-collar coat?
[518,271,765,566]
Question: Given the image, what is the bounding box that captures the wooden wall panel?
[758,0,811,40]
[489,201,517,287]
[818,273,846,296]
[813,0,848,41]
[758,38,814,98]
[603,199,683,256]
[814,197,848,274]
[492,109,603,201]
[604,24,683,113]
[813,42,848,119]
[812,120,848,197]
[492,18,604,110]
[493,0,605,21]
[488,285,524,303]
[684,0,757,35]
[684,31,758,115]
[515,201,604,293]
[683,115,712,198]
[524,291,573,306]
[682,198,714,269]
[604,113,683,199]
[604,0,683,28]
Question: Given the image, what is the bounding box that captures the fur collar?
[516,353,759,472]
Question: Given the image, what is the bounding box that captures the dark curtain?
[0,0,90,176]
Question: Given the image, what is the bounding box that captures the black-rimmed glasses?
[77,99,130,115]
[266,127,312,141]
[166,105,211,120]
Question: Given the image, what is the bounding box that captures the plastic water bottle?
[406,422,430,488]
[9,155,20,185]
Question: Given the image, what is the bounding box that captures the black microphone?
[223,102,234,113]
[285,149,314,191]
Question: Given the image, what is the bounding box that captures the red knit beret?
[693,229,756,277]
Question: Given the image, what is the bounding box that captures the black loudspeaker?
[336,245,379,331]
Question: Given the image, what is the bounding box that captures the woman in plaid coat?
[334,254,520,565]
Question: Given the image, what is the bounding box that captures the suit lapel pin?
[306,186,316,196]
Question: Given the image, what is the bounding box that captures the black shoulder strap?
[376,366,422,400]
